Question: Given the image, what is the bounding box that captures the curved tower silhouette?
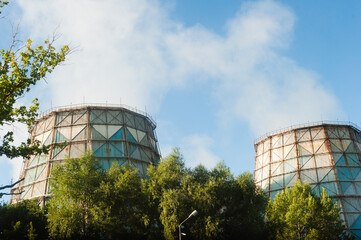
[11,104,160,205]
[254,122,361,238]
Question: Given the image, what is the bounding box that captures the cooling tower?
[254,122,361,238]
[11,104,160,205]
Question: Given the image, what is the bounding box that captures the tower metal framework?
[254,122,361,238]
[11,104,161,205]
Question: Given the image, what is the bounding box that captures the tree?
[147,148,268,240]
[0,0,69,196]
[92,164,149,239]
[0,200,48,240]
[145,148,185,239]
[47,151,105,239]
[47,149,268,240]
[47,151,150,239]
[146,148,187,239]
[266,181,347,240]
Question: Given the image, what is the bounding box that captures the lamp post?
[179,210,198,240]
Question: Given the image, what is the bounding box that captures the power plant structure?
[254,122,361,238]
[11,104,161,205]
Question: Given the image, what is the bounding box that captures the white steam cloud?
[181,134,221,169]
[11,0,343,171]
[16,0,341,135]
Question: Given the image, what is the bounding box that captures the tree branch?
[0,177,24,190]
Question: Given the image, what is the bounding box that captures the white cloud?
[5,0,343,180]
[159,144,173,159]
[180,134,221,169]
[16,0,342,136]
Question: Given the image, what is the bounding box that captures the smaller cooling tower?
[254,122,361,238]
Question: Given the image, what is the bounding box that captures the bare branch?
[0,177,24,190]
[0,190,24,196]
[9,21,21,52]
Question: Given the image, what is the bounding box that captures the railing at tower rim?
[36,103,157,128]
[254,120,361,144]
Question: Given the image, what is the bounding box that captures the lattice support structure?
[254,123,361,238]
[11,105,160,206]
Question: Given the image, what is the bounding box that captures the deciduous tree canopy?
[0,200,48,240]
[1,150,353,239]
[266,181,347,240]
[0,0,69,197]
[47,149,267,240]
[0,0,69,160]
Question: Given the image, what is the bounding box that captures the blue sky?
[1,0,361,202]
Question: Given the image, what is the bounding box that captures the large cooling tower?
[11,104,160,205]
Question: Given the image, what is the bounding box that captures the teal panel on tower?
[346,143,356,153]
[335,155,347,166]
[350,168,361,180]
[90,110,106,124]
[351,230,361,239]
[154,156,160,165]
[112,142,125,157]
[92,127,106,140]
[110,128,124,140]
[94,143,123,158]
[320,170,336,182]
[337,167,352,181]
[319,182,338,196]
[340,182,352,193]
[98,159,109,170]
[330,142,342,153]
[126,129,137,143]
[346,154,360,167]
[55,131,67,143]
[140,136,149,147]
[125,112,135,127]
[327,128,339,138]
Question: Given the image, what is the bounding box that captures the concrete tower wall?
[254,123,361,238]
[11,105,160,204]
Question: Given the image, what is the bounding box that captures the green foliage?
[6,150,353,240]
[147,149,268,240]
[92,164,149,239]
[47,149,268,240]
[266,181,347,240]
[0,1,69,160]
[0,200,48,240]
[0,38,69,159]
[47,151,150,239]
[47,151,105,239]
[0,1,8,14]
[27,222,38,240]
